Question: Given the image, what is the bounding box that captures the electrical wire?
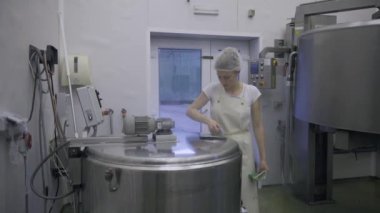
[28,55,48,82]
[48,176,60,213]
[48,140,71,198]
[50,144,72,184]
[38,93,47,213]
[27,51,41,123]
[30,141,74,200]
[43,53,65,138]
[27,15,80,207]
[28,48,49,212]
[28,47,75,203]
[50,129,69,174]
[42,53,74,205]
[50,130,64,208]
[27,49,50,123]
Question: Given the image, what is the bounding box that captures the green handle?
[248,170,266,182]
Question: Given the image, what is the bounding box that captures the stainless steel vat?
[82,137,241,213]
[295,20,380,134]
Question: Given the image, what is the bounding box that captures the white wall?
[149,0,317,48]
[62,0,149,136]
[61,0,320,134]
[0,0,58,212]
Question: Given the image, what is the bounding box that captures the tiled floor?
[258,178,380,213]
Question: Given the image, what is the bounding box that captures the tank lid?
[85,136,240,166]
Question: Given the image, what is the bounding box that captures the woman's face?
[217,70,239,90]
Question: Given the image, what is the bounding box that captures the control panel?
[249,58,279,89]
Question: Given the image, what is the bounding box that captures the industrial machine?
[256,0,380,205]
[28,83,242,213]
[81,137,241,213]
[66,115,241,213]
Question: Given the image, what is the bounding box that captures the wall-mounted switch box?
[77,86,103,128]
[61,55,91,86]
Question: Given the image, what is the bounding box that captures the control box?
[61,55,91,86]
[77,86,103,128]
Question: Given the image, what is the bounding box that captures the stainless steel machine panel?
[82,137,241,213]
[295,20,380,134]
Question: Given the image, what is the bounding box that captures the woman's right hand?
[207,119,222,135]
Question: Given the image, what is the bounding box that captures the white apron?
[210,90,259,213]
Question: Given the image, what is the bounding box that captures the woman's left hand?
[259,160,269,172]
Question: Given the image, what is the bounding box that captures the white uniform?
[204,82,261,213]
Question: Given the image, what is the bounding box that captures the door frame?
[150,38,211,121]
[147,28,261,128]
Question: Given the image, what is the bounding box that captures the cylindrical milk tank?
[82,138,241,213]
[295,20,380,134]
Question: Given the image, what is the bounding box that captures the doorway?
[150,36,255,136]
[151,38,211,136]
[158,48,202,134]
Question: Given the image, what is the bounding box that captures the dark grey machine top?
[295,19,380,134]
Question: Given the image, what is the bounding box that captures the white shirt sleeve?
[203,82,220,100]
[246,84,261,105]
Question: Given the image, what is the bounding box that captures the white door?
[151,38,211,134]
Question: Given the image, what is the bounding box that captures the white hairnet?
[214,47,241,71]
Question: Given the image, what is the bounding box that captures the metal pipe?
[286,51,297,134]
[282,51,297,185]
[109,109,114,134]
[58,0,79,138]
[259,47,291,58]
[287,51,298,83]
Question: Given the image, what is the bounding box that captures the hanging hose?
[30,141,75,200]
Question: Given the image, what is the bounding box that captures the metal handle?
[104,168,121,192]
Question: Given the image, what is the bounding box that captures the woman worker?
[186,47,269,212]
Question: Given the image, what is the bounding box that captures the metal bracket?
[104,168,121,192]
[259,47,291,58]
